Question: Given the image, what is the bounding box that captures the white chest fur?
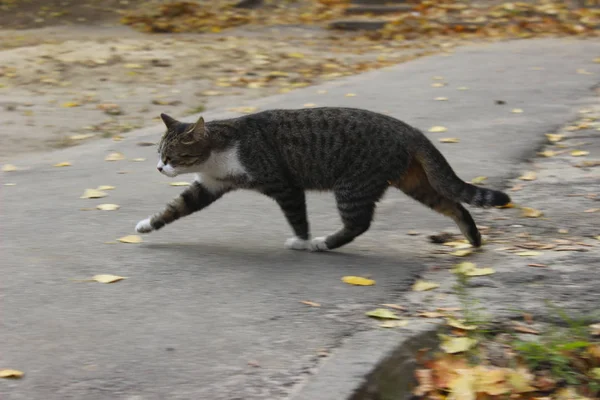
[195,144,249,193]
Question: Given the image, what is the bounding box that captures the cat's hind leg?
[391,160,481,247]
[313,181,388,251]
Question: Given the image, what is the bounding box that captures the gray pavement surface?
[1,38,600,400]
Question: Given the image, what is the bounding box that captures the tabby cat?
[135,108,510,251]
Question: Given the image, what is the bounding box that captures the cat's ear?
[190,116,206,140]
[160,113,178,129]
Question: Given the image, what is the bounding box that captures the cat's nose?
[157,167,163,172]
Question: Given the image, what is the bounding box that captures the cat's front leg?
[135,181,226,233]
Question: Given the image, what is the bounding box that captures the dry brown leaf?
[428,126,448,133]
[2,164,18,172]
[527,263,548,268]
[300,300,321,307]
[521,207,543,218]
[341,276,375,286]
[513,324,539,335]
[117,235,142,244]
[413,369,434,396]
[518,171,536,181]
[80,189,107,199]
[381,303,406,311]
[92,274,127,284]
[105,152,125,161]
[0,369,24,379]
[439,137,459,143]
[96,204,120,211]
[53,161,71,167]
[412,280,440,292]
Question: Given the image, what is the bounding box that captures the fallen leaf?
[53,161,71,167]
[300,300,321,307]
[496,202,514,209]
[510,184,523,191]
[341,276,375,286]
[527,263,548,268]
[511,108,523,113]
[538,150,556,157]
[413,369,434,396]
[521,207,543,218]
[577,68,592,75]
[124,63,143,69]
[452,261,477,274]
[303,103,316,107]
[517,251,541,257]
[451,249,473,257]
[431,82,446,87]
[434,96,448,101]
[571,150,589,157]
[345,93,356,97]
[506,368,537,393]
[381,303,406,311]
[228,106,258,114]
[97,185,115,191]
[428,126,448,133]
[457,86,469,91]
[96,204,120,211]
[590,323,600,336]
[70,133,94,140]
[446,318,477,330]
[80,189,108,199]
[590,368,600,380]
[447,371,476,400]
[471,176,487,185]
[464,266,495,276]
[105,152,125,161]
[4,183,16,186]
[379,320,409,328]
[2,164,18,172]
[92,274,127,283]
[131,158,146,162]
[287,52,305,58]
[585,208,599,213]
[169,182,190,186]
[545,133,564,143]
[0,369,24,379]
[518,171,536,181]
[117,235,142,244]
[418,311,445,318]
[440,137,459,143]
[513,324,539,335]
[62,101,80,108]
[440,335,477,354]
[366,308,400,320]
[412,280,440,291]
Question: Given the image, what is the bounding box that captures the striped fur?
[136,108,511,250]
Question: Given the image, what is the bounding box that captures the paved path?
[1,38,599,400]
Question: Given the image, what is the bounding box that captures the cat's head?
[156,113,211,177]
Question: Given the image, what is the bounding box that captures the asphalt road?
[1,38,599,400]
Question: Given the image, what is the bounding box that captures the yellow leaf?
[0,369,24,379]
[538,150,556,157]
[571,150,589,157]
[594,57,600,63]
[342,276,375,286]
[473,366,509,396]
[591,368,600,380]
[96,185,115,191]
[591,323,600,336]
[446,318,477,330]
[447,371,476,400]
[80,189,107,199]
[379,320,408,328]
[517,251,541,257]
[228,106,258,114]
[518,171,536,181]
[1,163,18,172]
[62,101,80,108]
[451,249,473,257]
[92,274,127,283]
[439,137,459,143]
[545,133,564,143]
[506,369,537,393]
[300,300,321,307]
[471,176,487,185]
[287,52,305,59]
[366,308,400,320]
[412,280,440,291]
[4,183,16,186]
[452,261,476,274]
[105,152,125,161]
[345,93,357,97]
[69,133,94,141]
[440,335,477,354]
[521,207,543,218]
[96,204,120,211]
[428,126,447,133]
[303,103,317,108]
[418,311,445,318]
[124,63,143,69]
[457,86,469,90]
[431,82,446,87]
[131,158,146,162]
[496,202,514,209]
[434,96,448,101]
[511,108,524,113]
[169,182,190,187]
[117,235,142,244]
[577,68,592,75]
[53,161,71,167]
[465,267,495,276]
[247,82,263,89]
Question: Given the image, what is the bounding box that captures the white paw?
[135,218,153,234]
[285,237,309,250]
[309,236,329,252]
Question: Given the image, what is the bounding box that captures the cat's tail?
[414,137,511,208]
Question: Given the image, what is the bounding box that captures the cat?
[135,108,510,251]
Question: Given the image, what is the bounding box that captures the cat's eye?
[163,157,171,164]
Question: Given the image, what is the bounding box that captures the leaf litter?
[341,276,375,286]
